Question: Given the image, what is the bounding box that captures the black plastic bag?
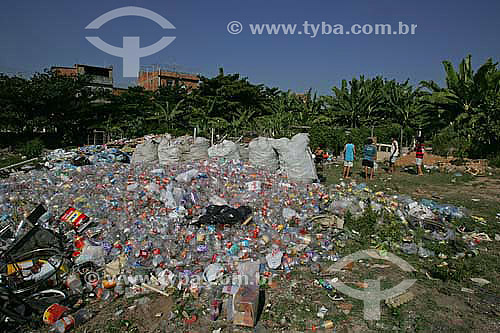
[194,205,252,226]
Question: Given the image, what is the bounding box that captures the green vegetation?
[1,55,499,161]
[20,138,44,158]
[422,55,500,158]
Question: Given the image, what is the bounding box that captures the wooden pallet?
[465,159,488,176]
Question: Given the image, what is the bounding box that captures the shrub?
[490,155,500,168]
[432,127,470,157]
[308,126,346,154]
[21,138,45,158]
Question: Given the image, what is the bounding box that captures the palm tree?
[230,107,257,137]
[420,55,499,125]
[187,97,228,137]
[256,91,297,137]
[298,89,329,126]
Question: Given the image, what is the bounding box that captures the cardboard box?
[233,285,259,327]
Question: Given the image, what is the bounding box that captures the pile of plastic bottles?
[42,145,131,171]
[0,159,334,285]
[1,155,473,272]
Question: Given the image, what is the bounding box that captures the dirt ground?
[395,152,453,168]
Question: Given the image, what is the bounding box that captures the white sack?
[271,133,317,182]
[208,140,240,160]
[248,137,279,170]
[131,141,158,164]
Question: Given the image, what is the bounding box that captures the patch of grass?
[489,155,500,168]
[104,319,139,333]
[344,209,377,244]
[451,216,499,237]
[375,215,405,249]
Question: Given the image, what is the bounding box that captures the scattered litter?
[316,306,328,319]
[470,278,491,286]
[385,291,415,308]
[337,302,353,315]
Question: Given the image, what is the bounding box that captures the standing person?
[415,137,425,176]
[362,138,377,180]
[389,137,399,173]
[314,147,324,164]
[322,150,329,162]
[342,139,356,179]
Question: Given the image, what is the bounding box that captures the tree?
[327,76,384,128]
[193,68,270,123]
[255,91,302,137]
[0,75,30,133]
[421,55,500,156]
[152,98,185,132]
[382,80,426,146]
[0,72,100,146]
[109,86,155,138]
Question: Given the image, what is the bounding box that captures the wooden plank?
[0,157,38,172]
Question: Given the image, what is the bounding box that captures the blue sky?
[1,0,498,94]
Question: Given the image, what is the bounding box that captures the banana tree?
[230,107,257,137]
[151,99,185,131]
[255,91,297,137]
[186,98,228,136]
[382,80,426,146]
[420,55,500,149]
[329,76,384,128]
[420,55,498,125]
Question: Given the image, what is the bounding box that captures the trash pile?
[0,145,133,178]
[43,145,131,170]
[0,133,491,331]
[326,181,481,257]
[0,156,327,330]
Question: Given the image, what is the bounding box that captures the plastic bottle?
[54,309,93,333]
[209,287,222,321]
[65,273,83,294]
[310,320,334,331]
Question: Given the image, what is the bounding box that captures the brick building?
[137,69,200,91]
[51,64,114,92]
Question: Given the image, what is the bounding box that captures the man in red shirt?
[415,137,425,176]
